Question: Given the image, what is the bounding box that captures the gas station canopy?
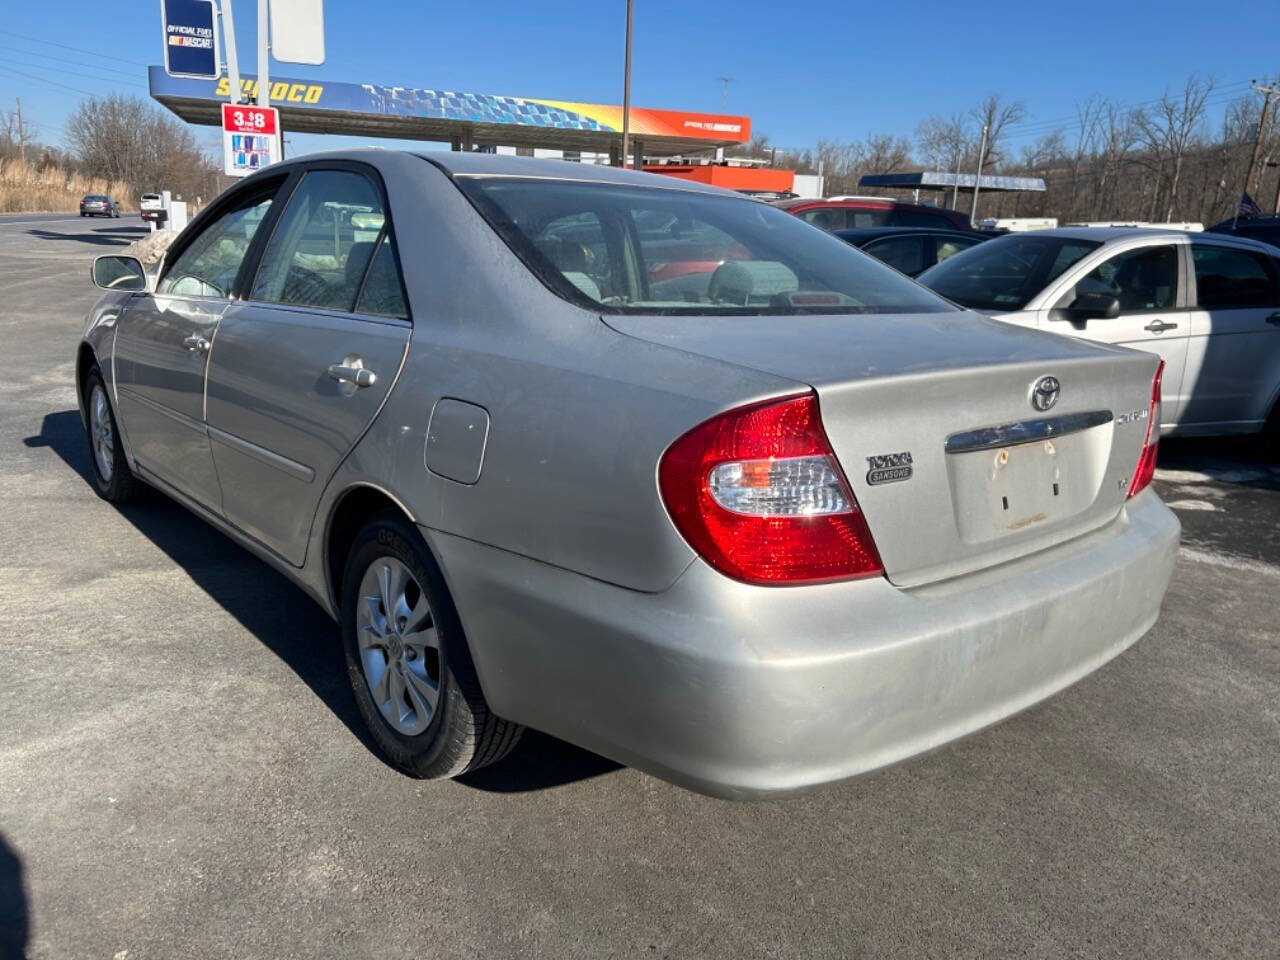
[148,65,751,155]
[858,171,1046,192]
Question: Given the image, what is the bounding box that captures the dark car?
[773,195,973,232]
[80,195,120,218]
[1206,215,1280,249]
[834,226,987,277]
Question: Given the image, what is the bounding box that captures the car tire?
[340,513,523,778]
[83,367,142,503]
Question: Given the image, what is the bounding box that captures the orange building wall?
[643,165,795,193]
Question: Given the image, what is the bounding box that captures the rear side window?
[251,169,390,313]
[158,191,276,298]
[863,235,928,276]
[355,233,410,319]
[457,177,953,316]
[1192,245,1279,308]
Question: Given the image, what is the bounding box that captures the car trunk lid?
[606,310,1159,586]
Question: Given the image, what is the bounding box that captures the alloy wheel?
[89,384,115,483]
[356,556,442,736]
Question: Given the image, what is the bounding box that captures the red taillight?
[658,392,883,585]
[1128,360,1164,498]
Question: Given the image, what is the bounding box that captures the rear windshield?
[454,176,954,316]
[85,195,107,201]
[918,234,1101,311]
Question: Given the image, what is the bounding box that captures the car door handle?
[327,364,377,388]
[1144,320,1177,333]
[183,334,210,353]
[1266,312,1280,326]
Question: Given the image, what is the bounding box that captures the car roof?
[772,196,894,209]
[834,226,976,241]
[989,225,1280,255]
[419,150,730,195]
[254,148,739,198]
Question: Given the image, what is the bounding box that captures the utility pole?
[969,123,989,225]
[14,97,29,165]
[717,76,735,113]
[1243,77,1278,202]
[620,0,633,168]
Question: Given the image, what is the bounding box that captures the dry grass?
[0,158,135,214]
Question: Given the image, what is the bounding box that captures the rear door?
[1180,241,1280,430]
[204,163,411,566]
[1042,239,1189,429]
[112,179,283,509]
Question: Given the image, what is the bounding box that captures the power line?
[0,56,147,91]
[0,29,147,67]
[0,62,98,98]
[1005,81,1255,140]
[0,45,146,81]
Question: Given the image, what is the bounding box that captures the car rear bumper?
[430,489,1180,799]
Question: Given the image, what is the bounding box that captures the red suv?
[773,196,972,232]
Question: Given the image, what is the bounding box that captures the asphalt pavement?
[0,215,1277,960]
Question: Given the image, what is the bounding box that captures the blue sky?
[0,0,1275,159]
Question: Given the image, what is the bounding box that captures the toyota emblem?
[1031,376,1060,412]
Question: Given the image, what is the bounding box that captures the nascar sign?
[162,0,220,80]
[222,103,280,177]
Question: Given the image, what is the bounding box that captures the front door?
[113,186,281,508]
[204,166,412,566]
[1181,242,1280,430]
[1044,242,1189,430]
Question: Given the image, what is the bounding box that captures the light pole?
[620,0,633,168]
[969,123,989,226]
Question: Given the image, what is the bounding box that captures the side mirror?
[1067,291,1120,321]
[91,255,147,292]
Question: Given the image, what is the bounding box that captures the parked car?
[1206,214,1280,249]
[79,194,120,218]
[918,227,1280,437]
[773,195,973,232]
[834,226,987,277]
[139,192,164,223]
[77,152,1178,798]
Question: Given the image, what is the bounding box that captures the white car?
[919,227,1280,436]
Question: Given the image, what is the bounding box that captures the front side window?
[1191,244,1279,309]
[458,178,952,316]
[251,169,390,313]
[1059,245,1177,312]
[918,235,1101,311]
[158,190,276,298]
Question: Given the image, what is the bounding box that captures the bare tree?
[970,94,1027,170]
[66,94,216,199]
[1067,96,1104,220]
[915,113,972,208]
[1134,76,1215,221]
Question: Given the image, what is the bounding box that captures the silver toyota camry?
[78,151,1180,798]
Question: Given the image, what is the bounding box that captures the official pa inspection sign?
[162,0,220,80]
